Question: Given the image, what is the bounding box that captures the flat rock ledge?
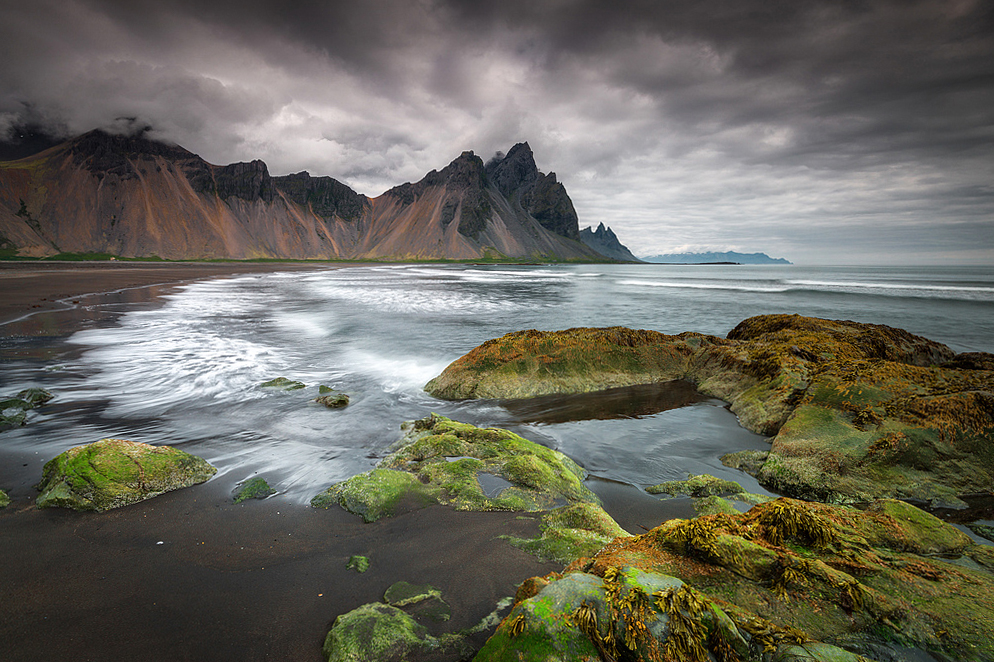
[35,438,217,511]
[425,314,994,506]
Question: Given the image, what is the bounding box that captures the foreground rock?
[232,476,276,503]
[479,497,994,662]
[312,414,600,521]
[36,439,217,511]
[322,582,512,662]
[426,315,994,505]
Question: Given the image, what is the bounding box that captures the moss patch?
[0,489,9,508]
[35,439,217,511]
[346,555,369,573]
[322,603,435,662]
[503,503,631,564]
[647,473,744,498]
[259,377,305,390]
[311,468,440,522]
[232,476,276,503]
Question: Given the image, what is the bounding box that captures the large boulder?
[519,497,991,661]
[424,327,723,400]
[312,415,599,521]
[425,315,994,505]
[35,439,217,511]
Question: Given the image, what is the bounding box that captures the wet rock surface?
[35,438,217,511]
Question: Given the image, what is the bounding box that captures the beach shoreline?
[0,261,354,324]
[0,260,564,661]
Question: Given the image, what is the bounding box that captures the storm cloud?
[1,0,992,264]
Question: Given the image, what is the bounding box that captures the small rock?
[0,489,10,508]
[232,477,276,504]
[315,392,350,408]
[346,555,369,573]
[259,377,305,390]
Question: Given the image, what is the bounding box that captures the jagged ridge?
[0,130,607,261]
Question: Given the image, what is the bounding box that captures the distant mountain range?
[0,130,637,262]
[579,223,641,262]
[642,251,791,265]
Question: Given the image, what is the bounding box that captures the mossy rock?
[346,555,370,573]
[503,502,631,564]
[311,468,440,522]
[424,327,723,400]
[16,387,54,407]
[0,489,9,508]
[313,415,598,522]
[428,315,993,506]
[693,495,739,516]
[259,377,305,390]
[315,392,350,408]
[0,400,28,428]
[232,476,276,504]
[647,473,744,498]
[383,582,451,622]
[967,523,994,543]
[322,603,435,662]
[574,496,994,661]
[35,439,217,511]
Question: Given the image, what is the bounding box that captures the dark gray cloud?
[1,0,992,264]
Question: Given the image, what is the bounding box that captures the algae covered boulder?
[647,473,744,497]
[425,327,723,400]
[554,496,994,661]
[259,377,305,390]
[428,314,994,505]
[322,603,437,662]
[36,439,217,511]
[313,414,598,521]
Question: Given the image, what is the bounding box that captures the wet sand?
[0,261,563,661]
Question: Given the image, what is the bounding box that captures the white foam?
[616,279,790,293]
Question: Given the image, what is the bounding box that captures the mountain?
[578,223,641,262]
[642,251,791,265]
[0,130,603,261]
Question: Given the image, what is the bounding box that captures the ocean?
[1,263,993,519]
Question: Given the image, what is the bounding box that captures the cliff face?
[579,223,641,262]
[0,131,601,261]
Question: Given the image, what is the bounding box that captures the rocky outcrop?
[479,497,994,662]
[0,130,601,261]
[425,315,994,506]
[424,327,724,400]
[35,438,217,511]
[579,222,641,262]
[311,414,599,521]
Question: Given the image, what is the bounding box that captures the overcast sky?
[1,0,992,264]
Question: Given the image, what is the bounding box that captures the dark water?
[1,264,992,520]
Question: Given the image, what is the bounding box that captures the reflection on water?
[499,381,710,425]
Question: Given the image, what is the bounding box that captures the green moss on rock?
[346,555,369,573]
[315,391,350,408]
[232,476,276,503]
[312,416,601,523]
[322,603,435,662]
[647,473,743,497]
[424,327,723,400]
[259,377,305,390]
[426,314,994,506]
[0,489,9,508]
[35,439,217,511]
[16,387,54,407]
[503,503,631,564]
[311,468,439,522]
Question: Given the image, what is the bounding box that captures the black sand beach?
[0,262,563,662]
